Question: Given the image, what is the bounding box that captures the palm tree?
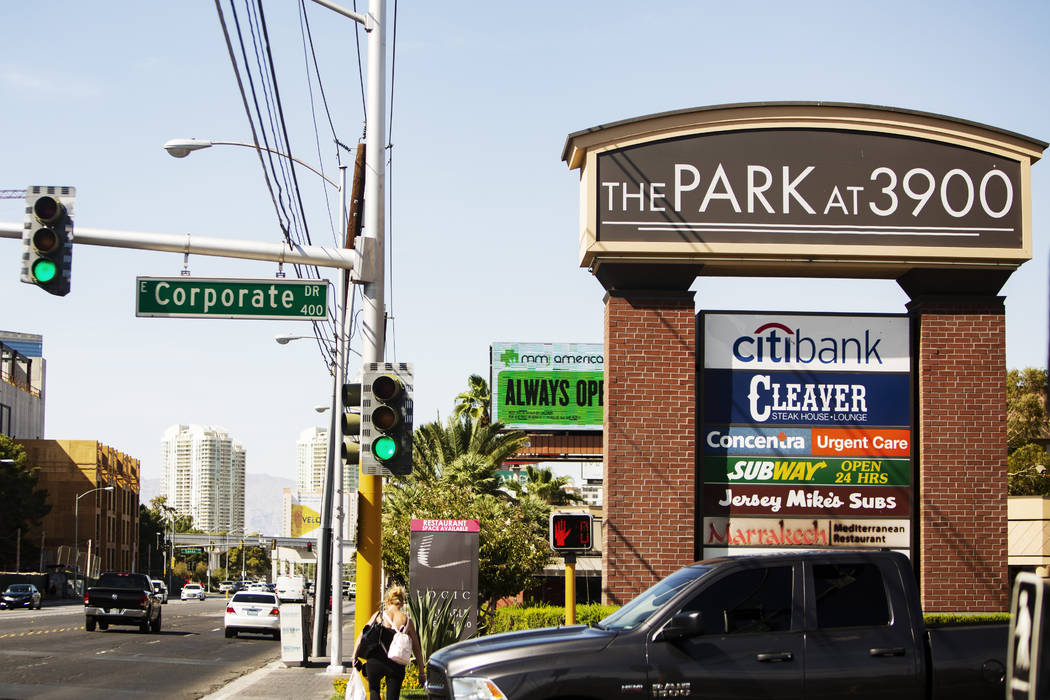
[406,413,528,497]
[508,465,585,505]
[453,374,491,425]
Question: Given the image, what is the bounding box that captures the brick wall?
[912,297,1008,611]
[602,290,696,605]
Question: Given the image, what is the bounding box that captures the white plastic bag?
[347,669,366,700]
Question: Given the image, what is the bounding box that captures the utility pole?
[355,0,388,656]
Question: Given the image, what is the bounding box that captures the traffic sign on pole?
[136,277,329,319]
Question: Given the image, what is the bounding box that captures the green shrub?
[487,603,620,634]
[924,612,1010,626]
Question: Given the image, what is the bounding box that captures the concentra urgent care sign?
[562,102,1046,276]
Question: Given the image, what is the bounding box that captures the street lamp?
[74,486,114,597]
[163,139,340,189]
[169,136,351,665]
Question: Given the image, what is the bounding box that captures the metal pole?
[74,498,79,597]
[327,165,349,673]
[311,167,348,660]
[355,0,387,648]
[0,222,356,269]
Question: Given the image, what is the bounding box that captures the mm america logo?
[498,347,604,366]
[732,322,884,367]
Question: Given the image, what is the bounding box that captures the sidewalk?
[202,613,357,700]
[202,657,348,700]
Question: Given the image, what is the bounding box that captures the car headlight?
[451,677,508,700]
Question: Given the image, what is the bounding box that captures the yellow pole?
[354,471,382,645]
[565,554,576,625]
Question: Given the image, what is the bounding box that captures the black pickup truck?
[84,572,162,633]
[426,550,1007,700]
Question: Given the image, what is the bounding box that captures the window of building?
[0,403,10,436]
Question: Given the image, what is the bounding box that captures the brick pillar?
[602,288,697,605]
[901,270,1011,612]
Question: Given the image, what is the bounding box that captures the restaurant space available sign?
[409,519,479,640]
[701,312,912,555]
[491,342,604,430]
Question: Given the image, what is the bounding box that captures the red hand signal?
[553,519,570,546]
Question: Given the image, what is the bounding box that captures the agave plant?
[408,590,473,666]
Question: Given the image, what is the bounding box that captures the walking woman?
[352,584,425,699]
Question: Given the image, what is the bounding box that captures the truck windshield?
[598,565,714,630]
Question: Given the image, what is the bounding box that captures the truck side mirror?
[654,610,704,642]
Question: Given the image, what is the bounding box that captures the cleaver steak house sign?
[562,102,1046,276]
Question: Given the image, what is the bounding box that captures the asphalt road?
[0,596,301,699]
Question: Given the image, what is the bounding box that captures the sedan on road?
[151,580,168,604]
[0,583,42,610]
[224,591,281,639]
[181,583,206,601]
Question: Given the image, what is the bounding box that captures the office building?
[160,424,245,535]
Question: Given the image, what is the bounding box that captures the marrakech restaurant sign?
[562,103,1046,275]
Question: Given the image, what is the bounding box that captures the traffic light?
[550,513,593,552]
[360,362,414,477]
[21,186,75,296]
[341,382,362,468]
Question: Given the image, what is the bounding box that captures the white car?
[151,580,168,604]
[224,591,281,639]
[181,583,206,601]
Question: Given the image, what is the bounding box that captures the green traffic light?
[32,258,58,283]
[372,435,397,461]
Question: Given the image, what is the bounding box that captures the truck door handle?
[756,651,794,663]
[870,647,906,657]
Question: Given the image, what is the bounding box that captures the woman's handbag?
[383,612,413,665]
[356,612,384,660]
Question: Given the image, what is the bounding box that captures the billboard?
[701,312,911,556]
[284,490,357,542]
[490,342,604,430]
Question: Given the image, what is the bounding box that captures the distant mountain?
[140,473,294,537]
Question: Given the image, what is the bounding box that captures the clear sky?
[2,1,1048,482]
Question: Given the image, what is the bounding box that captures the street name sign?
[136,277,329,320]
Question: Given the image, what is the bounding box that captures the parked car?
[84,572,162,633]
[248,582,269,592]
[343,580,356,599]
[150,579,168,604]
[218,580,236,593]
[0,583,42,610]
[427,550,1009,700]
[224,591,281,639]
[181,583,206,601]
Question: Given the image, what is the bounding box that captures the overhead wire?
[385,0,399,361]
[215,0,339,366]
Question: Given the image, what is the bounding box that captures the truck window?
[813,563,890,628]
[681,566,793,634]
[599,565,715,630]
